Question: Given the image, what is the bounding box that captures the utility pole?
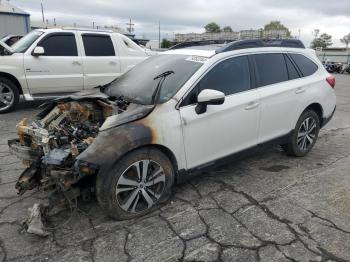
[158,21,161,48]
[93,21,95,29]
[126,18,134,34]
[41,2,45,23]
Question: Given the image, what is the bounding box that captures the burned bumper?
[8,139,42,162]
[8,92,154,207]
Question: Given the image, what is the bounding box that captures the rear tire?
[0,77,19,114]
[282,110,320,157]
[96,147,174,220]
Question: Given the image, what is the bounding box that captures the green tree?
[222,26,233,32]
[340,34,350,49]
[205,22,221,33]
[264,21,291,37]
[161,39,172,49]
[311,33,333,49]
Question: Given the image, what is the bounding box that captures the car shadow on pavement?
[16,98,46,112]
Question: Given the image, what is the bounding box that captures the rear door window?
[254,53,289,87]
[39,33,78,56]
[82,34,115,56]
[289,54,318,77]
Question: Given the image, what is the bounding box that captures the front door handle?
[245,101,260,110]
[72,61,81,66]
[295,87,306,94]
[109,61,117,66]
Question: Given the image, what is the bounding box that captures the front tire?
[282,110,320,157]
[0,77,19,114]
[96,147,175,220]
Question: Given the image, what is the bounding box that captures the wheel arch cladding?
[0,72,22,94]
[304,103,323,124]
[77,121,155,171]
[142,144,178,172]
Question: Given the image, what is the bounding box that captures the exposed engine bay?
[8,93,132,210]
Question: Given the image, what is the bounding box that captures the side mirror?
[195,89,225,114]
[32,46,45,56]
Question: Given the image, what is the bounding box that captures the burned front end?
[8,94,126,207]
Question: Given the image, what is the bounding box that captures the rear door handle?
[295,87,306,94]
[245,101,260,110]
[109,61,117,65]
[72,61,81,66]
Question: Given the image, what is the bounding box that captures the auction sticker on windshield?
[186,55,208,63]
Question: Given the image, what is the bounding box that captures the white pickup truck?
[0,28,149,113]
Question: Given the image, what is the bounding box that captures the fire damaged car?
[8,40,336,221]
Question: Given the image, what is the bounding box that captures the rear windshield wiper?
[152,71,174,104]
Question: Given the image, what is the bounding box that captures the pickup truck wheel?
[96,148,175,220]
[0,77,19,114]
[281,110,320,157]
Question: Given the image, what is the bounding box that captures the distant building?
[240,29,263,40]
[175,31,239,42]
[263,29,288,39]
[0,1,30,38]
[316,47,350,64]
[175,29,289,43]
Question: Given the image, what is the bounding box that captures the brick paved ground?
[0,75,350,262]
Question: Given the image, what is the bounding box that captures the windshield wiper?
[152,71,174,104]
[153,70,174,80]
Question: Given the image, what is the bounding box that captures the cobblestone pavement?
[1,75,350,262]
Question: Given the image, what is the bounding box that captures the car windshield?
[103,54,204,105]
[0,35,9,41]
[12,30,43,53]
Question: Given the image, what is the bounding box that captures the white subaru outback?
[0,28,149,113]
[9,39,336,220]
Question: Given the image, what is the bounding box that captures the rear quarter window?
[289,54,318,77]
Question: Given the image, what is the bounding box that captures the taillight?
[326,75,335,89]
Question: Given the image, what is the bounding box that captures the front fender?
[77,120,153,170]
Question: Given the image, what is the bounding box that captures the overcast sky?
[10,0,350,46]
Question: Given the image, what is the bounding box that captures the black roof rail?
[169,40,228,50]
[216,39,305,53]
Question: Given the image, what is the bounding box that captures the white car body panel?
[24,55,85,94]
[179,89,260,169]
[257,77,306,143]
[140,99,187,170]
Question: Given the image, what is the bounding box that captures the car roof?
[163,48,216,58]
[163,46,315,61]
[36,28,122,35]
[164,39,308,60]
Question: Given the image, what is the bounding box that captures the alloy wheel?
[0,82,14,111]
[297,117,317,151]
[116,160,166,213]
